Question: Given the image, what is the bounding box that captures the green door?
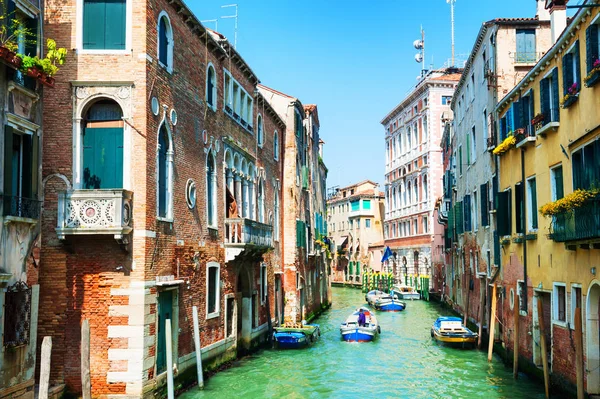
[83,127,123,189]
[156,291,173,375]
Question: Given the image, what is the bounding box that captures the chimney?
[548,0,568,44]
[536,0,550,21]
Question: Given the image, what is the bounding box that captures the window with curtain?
[83,0,126,50]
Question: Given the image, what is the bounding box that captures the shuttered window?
[480,183,489,227]
[572,139,600,190]
[562,41,580,95]
[512,100,522,130]
[586,24,599,74]
[497,190,512,236]
[515,183,524,234]
[296,220,307,248]
[516,29,536,63]
[527,177,538,230]
[3,125,39,207]
[540,69,560,123]
[463,195,472,232]
[351,200,360,212]
[83,0,126,50]
[455,201,464,235]
[363,199,371,210]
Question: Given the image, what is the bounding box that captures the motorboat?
[340,307,380,342]
[273,323,320,349]
[374,293,406,312]
[391,285,421,300]
[431,316,478,348]
[365,289,386,306]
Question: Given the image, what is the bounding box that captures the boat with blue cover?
[431,316,478,348]
[374,293,406,312]
[340,307,380,342]
[273,324,320,349]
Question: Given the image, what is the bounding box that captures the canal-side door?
[156,290,173,375]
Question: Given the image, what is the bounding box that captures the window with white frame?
[274,193,280,240]
[206,151,217,227]
[553,283,567,324]
[260,263,267,304]
[257,114,264,147]
[423,216,428,233]
[471,126,476,163]
[540,68,560,123]
[206,63,217,110]
[517,280,526,312]
[570,285,582,329]
[562,40,581,101]
[550,164,564,201]
[157,123,173,220]
[157,12,173,72]
[527,176,538,231]
[222,70,253,129]
[257,179,265,223]
[82,0,127,50]
[473,190,478,231]
[274,130,279,160]
[206,262,220,318]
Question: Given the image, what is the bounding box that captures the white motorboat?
[365,289,386,306]
[391,285,421,300]
[340,307,380,342]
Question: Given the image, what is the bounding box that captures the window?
[274,193,280,240]
[224,73,231,109]
[521,91,535,135]
[257,179,265,223]
[206,63,217,109]
[586,23,599,77]
[572,139,600,190]
[157,123,172,219]
[274,130,279,160]
[423,117,428,142]
[562,41,581,101]
[423,216,428,233]
[363,199,371,210]
[442,95,452,105]
[551,164,564,201]
[458,145,463,175]
[480,182,489,227]
[473,190,478,231]
[553,283,567,324]
[515,183,524,234]
[206,262,220,318]
[82,0,126,50]
[357,219,361,229]
[257,114,264,147]
[157,12,173,72]
[3,281,32,348]
[471,126,476,163]
[351,200,360,212]
[470,74,475,101]
[366,219,371,228]
[516,29,536,63]
[527,176,538,231]
[206,151,216,227]
[260,264,267,304]
[571,285,582,329]
[540,69,560,124]
[482,109,488,143]
[517,280,526,312]
[497,189,512,236]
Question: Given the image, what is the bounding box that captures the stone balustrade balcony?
[224,218,273,261]
[56,189,133,242]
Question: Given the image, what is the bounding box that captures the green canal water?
[180,287,556,399]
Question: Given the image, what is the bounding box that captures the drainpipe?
[521,148,528,313]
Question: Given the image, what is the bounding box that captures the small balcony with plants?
[541,189,600,245]
[533,111,559,137]
[515,127,536,148]
[584,59,600,88]
[224,218,273,261]
[492,132,516,156]
[560,83,579,109]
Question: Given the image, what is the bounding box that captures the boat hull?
[375,301,405,312]
[430,316,478,349]
[340,328,377,342]
[431,330,477,348]
[273,325,320,349]
[399,293,421,300]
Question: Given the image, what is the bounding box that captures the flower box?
[531,114,545,126]
[501,237,511,246]
[585,69,600,88]
[525,233,538,241]
[561,93,578,108]
[0,46,22,69]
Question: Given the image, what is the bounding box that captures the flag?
[381,246,393,263]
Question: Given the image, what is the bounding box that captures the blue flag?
[381,246,393,263]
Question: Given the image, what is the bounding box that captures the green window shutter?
[105,0,126,49]
[529,88,535,125]
[463,195,472,232]
[351,200,359,212]
[540,79,549,119]
[456,201,464,235]
[83,0,106,49]
[447,204,455,238]
[587,25,599,74]
[83,127,124,189]
[497,191,510,236]
[530,179,538,230]
[513,100,522,130]
[3,126,14,197]
[552,68,560,121]
[563,53,573,95]
[356,262,360,276]
[363,199,371,210]
[555,166,565,199]
[296,220,301,247]
[480,183,489,227]
[515,184,523,234]
[575,40,581,85]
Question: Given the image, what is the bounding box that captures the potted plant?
[492,133,517,156]
[16,39,67,88]
[560,82,580,108]
[531,113,545,126]
[0,14,32,69]
[539,188,600,217]
[585,59,600,87]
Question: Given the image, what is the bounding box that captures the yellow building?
[495,0,600,394]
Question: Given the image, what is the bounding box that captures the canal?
[180,287,554,398]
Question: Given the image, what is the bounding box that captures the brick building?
[0,0,48,397]
[39,0,286,396]
[258,86,330,324]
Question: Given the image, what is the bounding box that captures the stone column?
[242,179,249,219]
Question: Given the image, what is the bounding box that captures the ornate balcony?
[548,198,600,245]
[224,218,273,261]
[2,195,41,222]
[56,189,133,242]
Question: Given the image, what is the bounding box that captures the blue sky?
[190,0,578,190]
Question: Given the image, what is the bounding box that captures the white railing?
[224,218,273,248]
[56,189,133,241]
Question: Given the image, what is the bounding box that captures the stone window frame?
[156,114,174,222]
[157,11,174,73]
[552,282,568,327]
[76,0,132,54]
[205,62,217,111]
[206,261,221,320]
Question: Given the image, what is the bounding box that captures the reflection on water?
[180,287,555,399]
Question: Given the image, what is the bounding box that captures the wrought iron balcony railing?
[224,218,273,248]
[2,195,41,220]
[56,189,133,242]
[548,198,600,242]
[512,51,544,64]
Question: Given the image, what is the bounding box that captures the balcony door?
[82,100,123,189]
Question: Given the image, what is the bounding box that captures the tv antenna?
[413,27,425,76]
[221,4,238,49]
[201,19,218,32]
[447,0,456,67]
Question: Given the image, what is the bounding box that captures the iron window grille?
[3,281,32,348]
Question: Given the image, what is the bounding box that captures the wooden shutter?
[83,127,123,189]
[463,195,471,232]
[456,201,464,235]
[562,53,573,95]
[555,166,564,200]
[459,146,463,175]
[513,100,522,130]
[106,0,126,49]
[529,89,535,126]
[466,132,471,165]
[3,126,14,197]
[516,30,526,63]
[492,174,499,209]
[587,25,599,73]
[530,179,538,230]
[575,40,581,85]
[506,107,514,132]
[552,68,560,121]
[515,183,523,234]
[83,0,106,49]
[572,150,582,191]
[497,191,511,236]
[525,30,536,62]
[540,79,549,118]
[480,183,489,227]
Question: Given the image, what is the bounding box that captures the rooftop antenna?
[201,19,218,32]
[413,27,425,76]
[221,4,238,49]
[447,0,456,67]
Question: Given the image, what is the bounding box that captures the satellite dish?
[415,53,423,63]
[413,40,424,50]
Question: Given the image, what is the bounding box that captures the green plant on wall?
[16,39,67,77]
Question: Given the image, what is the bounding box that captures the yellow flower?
[539,188,599,216]
[492,135,516,155]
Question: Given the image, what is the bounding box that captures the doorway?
[587,282,600,394]
[156,290,173,375]
[237,268,252,350]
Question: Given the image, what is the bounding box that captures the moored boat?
[340,307,380,342]
[374,293,406,312]
[391,285,421,300]
[273,324,320,349]
[365,289,386,306]
[431,316,478,348]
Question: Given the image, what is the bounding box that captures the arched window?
[392,187,397,209]
[257,114,264,147]
[407,182,412,206]
[257,179,265,223]
[157,124,171,218]
[157,12,173,72]
[82,99,124,189]
[274,193,280,240]
[207,151,217,227]
[423,175,428,201]
[206,64,217,109]
[273,130,279,160]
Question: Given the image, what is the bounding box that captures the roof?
[257,83,295,99]
[204,29,259,85]
[429,73,462,82]
[304,104,320,127]
[338,179,379,191]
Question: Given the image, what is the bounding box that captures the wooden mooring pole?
[487,283,497,362]
[192,306,204,389]
[513,301,519,379]
[81,320,91,399]
[537,296,550,399]
[166,319,175,399]
[478,281,485,349]
[39,336,52,399]
[575,307,584,399]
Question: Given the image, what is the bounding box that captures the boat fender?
[377,325,381,334]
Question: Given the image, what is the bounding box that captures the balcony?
[515,128,536,148]
[2,195,41,223]
[56,189,133,242]
[548,198,600,245]
[224,218,273,261]
[512,51,544,65]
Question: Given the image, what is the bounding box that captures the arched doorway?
[236,268,252,351]
[587,282,600,394]
[82,99,123,189]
